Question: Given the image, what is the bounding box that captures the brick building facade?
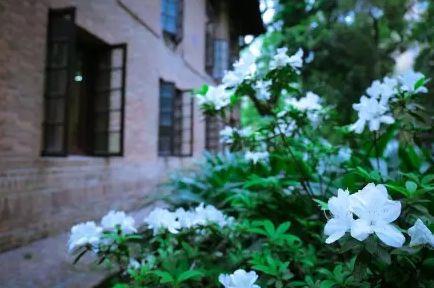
[0,0,263,251]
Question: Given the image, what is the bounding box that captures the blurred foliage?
[260,0,432,126]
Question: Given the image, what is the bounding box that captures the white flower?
[274,119,296,137]
[197,85,230,110]
[408,219,434,247]
[220,126,236,144]
[218,269,260,288]
[194,203,231,227]
[144,208,180,235]
[350,183,405,248]
[245,151,269,164]
[270,48,303,71]
[337,147,352,163]
[101,210,137,234]
[223,53,256,87]
[288,91,322,111]
[254,80,272,101]
[365,76,398,106]
[239,126,253,137]
[324,189,354,243]
[287,48,304,71]
[350,96,394,133]
[398,70,428,94]
[68,221,102,253]
[175,208,201,229]
[222,70,244,88]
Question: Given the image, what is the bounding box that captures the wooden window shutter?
[42,7,76,156]
[93,44,127,156]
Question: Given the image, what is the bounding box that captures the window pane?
[48,42,68,68]
[45,125,64,152]
[46,98,65,123]
[109,111,121,131]
[47,70,68,94]
[109,132,120,154]
[213,40,229,80]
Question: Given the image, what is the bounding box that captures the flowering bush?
[69,47,433,287]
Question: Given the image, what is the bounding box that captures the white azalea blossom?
[288,91,322,111]
[245,151,269,164]
[222,53,256,87]
[219,269,260,288]
[144,208,181,235]
[254,80,272,101]
[197,85,230,110]
[408,219,434,247]
[101,211,137,234]
[194,203,233,227]
[366,77,398,105]
[324,189,354,243]
[350,96,394,133]
[398,70,428,94]
[175,208,200,229]
[270,47,303,72]
[350,183,405,248]
[220,126,236,144]
[68,221,102,253]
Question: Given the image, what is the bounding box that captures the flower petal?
[351,219,372,241]
[324,218,350,243]
[373,223,405,248]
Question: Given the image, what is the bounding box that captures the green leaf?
[313,199,329,211]
[320,280,337,288]
[153,271,175,284]
[177,270,204,283]
[405,181,418,194]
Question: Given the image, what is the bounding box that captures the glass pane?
[45,125,64,152]
[111,49,123,68]
[46,98,65,123]
[47,70,67,94]
[110,70,122,89]
[108,132,120,153]
[94,131,108,152]
[110,90,122,110]
[95,92,109,110]
[109,111,121,131]
[160,112,172,126]
[49,42,68,68]
[95,114,108,131]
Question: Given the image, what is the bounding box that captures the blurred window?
[161,0,183,43]
[158,81,193,157]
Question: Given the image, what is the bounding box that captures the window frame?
[41,7,76,157]
[41,7,127,158]
[161,0,184,43]
[158,80,194,157]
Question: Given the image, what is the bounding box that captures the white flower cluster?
[220,126,253,145]
[68,210,136,253]
[197,85,230,111]
[287,91,323,126]
[324,183,405,247]
[350,70,427,134]
[245,151,269,164]
[223,52,256,87]
[270,47,304,72]
[254,80,272,101]
[274,119,297,137]
[144,204,233,235]
[219,269,260,288]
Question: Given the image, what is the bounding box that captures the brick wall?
[0,0,223,251]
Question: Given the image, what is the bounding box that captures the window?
[205,115,223,152]
[161,0,183,42]
[158,80,194,157]
[212,39,229,80]
[42,7,126,157]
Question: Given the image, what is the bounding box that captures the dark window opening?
[42,7,126,157]
[161,0,183,43]
[158,80,193,157]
